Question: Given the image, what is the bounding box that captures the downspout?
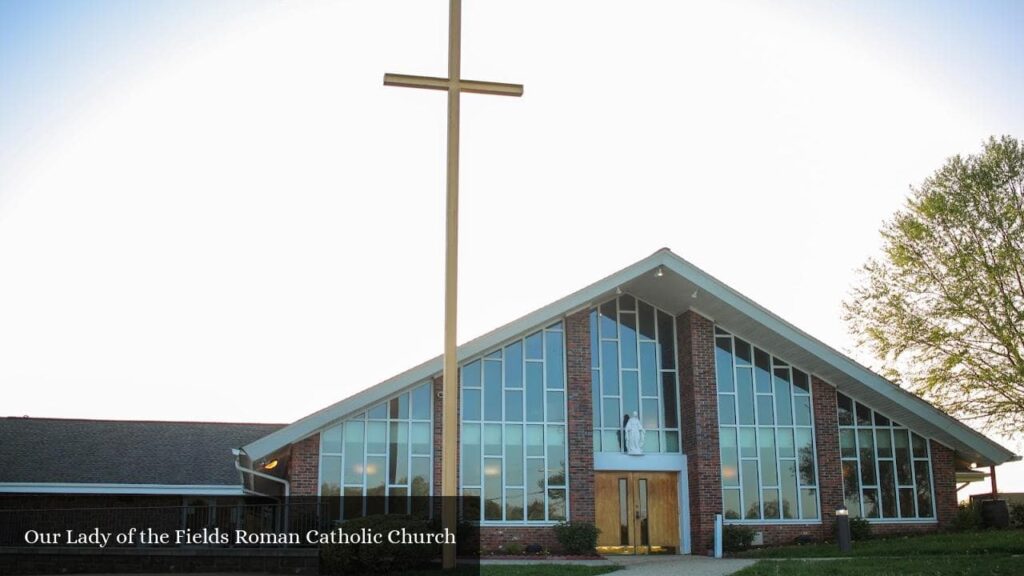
[233,449,290,531]
[232,449,291,497]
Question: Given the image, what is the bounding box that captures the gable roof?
[242,248,1019,467]
[0,417,283,492]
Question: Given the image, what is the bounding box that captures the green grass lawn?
[732,529,1024,576]
[733,555,1023,576]
[480,566,619,576]
[735,529,1024,558]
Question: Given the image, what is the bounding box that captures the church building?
[3,248,1019,556]
[231,248,1018,554]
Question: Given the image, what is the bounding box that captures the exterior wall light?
[836,507,852,552]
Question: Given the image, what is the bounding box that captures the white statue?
[625,411,645,455]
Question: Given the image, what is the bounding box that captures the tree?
[844,136,1024,439]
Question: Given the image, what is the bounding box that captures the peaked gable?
[241,249,1019,467]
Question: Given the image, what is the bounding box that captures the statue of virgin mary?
[625,411,645,455]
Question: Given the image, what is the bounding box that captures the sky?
[1,0,1022,496]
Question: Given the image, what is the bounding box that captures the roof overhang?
[0,483,246,495]
[243,249,1020,467]
[955,471,989,484]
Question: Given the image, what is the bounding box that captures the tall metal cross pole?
[384,0,522,570]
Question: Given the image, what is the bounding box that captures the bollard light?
[835,508,852,553]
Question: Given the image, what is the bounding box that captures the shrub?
[1010,503,1024,529]
[503,542,522,555]
[722,525,755,552]
[832,515,870,542]
[319,515,439,575]
[849,517,872,541]
[954,501,983,531]
[553,521,600,555]
[793,534,817,545]
[525,543,544,555]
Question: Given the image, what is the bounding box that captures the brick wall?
[288,434,320,496]
[565,309,594,523]
[676,310,720,554]
[478,526,561,553]
[931,440,956,529]
[278,308,961,552]
[812,377,843,532]
[432,374,447,497]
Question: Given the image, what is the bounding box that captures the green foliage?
[1010,503,1024,528]
[319,515,438,575]
[954,501,983,531]
[844,136,1024,438]
[851,517,872,541]
[830,516,870,542]
[722,524,756,552]
[503,542,523,555]
[553,521,600,555]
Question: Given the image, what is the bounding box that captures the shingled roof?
[0,417,283,488]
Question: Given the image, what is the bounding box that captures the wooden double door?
[595,471,680,555]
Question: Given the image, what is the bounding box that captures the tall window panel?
[837,393,935,520]
[461,322,568,524]
[590,295,681,453]
[715,327,819,521]
[319,382,434,520]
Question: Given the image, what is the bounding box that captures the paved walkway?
[481,555,756,575]
[612,554,756,576]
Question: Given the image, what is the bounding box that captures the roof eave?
[243,248,1019,467]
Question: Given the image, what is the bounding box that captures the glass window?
[720,428,739,487]
[715,328,819,522]
[411,384,432,420]
[321,456,342,496]
[505,390,524,422]
[459,324,568,523]
[837,393,854,426]
[837,398,936,520]
[322,424,343,454]
[592,295,681,452]
[319,382,433,518]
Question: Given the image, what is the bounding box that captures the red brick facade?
[432,374,447,503]
[288,434,320,496]
[931,440,957,528]
[282,305,961,554]
[565,310,595,524]
[478,526,560,552]
[812,377,844,532]
[676,311,721,554]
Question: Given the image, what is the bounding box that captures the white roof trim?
[243,248,1018,466]
[655,251,1017,466]
[0,483,246,495]
[241,254,655,460]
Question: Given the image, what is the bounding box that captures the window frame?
[460,321,569,526]
[316,381,435,519]
[837,392,938,523]
[715,326,822,525]
[590,294,682,454]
